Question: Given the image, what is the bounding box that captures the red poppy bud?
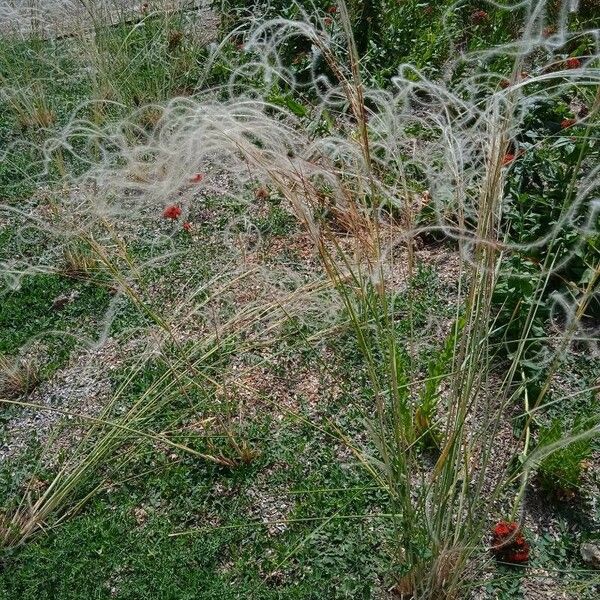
[163,204,182,219]
[471,10,489,24]
[561,118,577,129]
[565,57,581,69]
[502,153,515,166]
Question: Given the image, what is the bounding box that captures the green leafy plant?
[213,0,518,87]
[492,87,600,404]
[536,417,596,497]
[415,316,464,449]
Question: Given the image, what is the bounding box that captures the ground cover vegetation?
[0,0,599,598]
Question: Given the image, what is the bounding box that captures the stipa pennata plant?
[0,265,337,550]
[7,87,55,131]
[34,0,598,595]
[1,0,598,596]
[0,353,40,399]
[61,238,105,280]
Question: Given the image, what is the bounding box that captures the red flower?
[491,521,530,565]
[565,57,581,69]
[324,16,333,26]
[506,532,530,562]
[190,173,204,183]
[506,548,530,563]
[502,153,515,166]
[561,118,577,129]
[471,10,489,24]
[163,204,182,219]
[182,221,192,232]
[493,521,516,539]
[327,5,337,14]
[499,78,511,89]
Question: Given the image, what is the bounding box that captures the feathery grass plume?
[185,1,598,594]
[0,0,598,596]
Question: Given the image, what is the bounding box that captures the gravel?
[0,337,124,464]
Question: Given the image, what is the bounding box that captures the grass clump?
[0,354,40,400]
